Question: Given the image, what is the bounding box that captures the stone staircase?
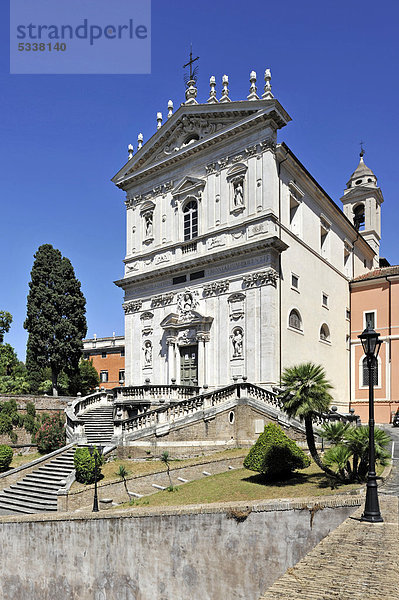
[0,447,76,515]
[80,405,114,445]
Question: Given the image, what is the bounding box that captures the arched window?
[183,200,198,241]
[353,204,365,231]
[320,324,330,342]
[288,309,302,331]
[362,357,378,387]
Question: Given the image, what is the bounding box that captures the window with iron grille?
[362,357,378,386]
[288,309,302,331]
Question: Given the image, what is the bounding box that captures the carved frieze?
[154,251,172,265]
[247,222,269,238]
[177,289,200,321]
[151,292,175,308]
[125,181,173,209]
[123,300,142,314]
[243,268,278,288]
[203,280,230,297]
[206,234,226,250]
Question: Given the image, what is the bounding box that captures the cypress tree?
[24,244,87,396]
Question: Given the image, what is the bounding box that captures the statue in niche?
[231,328,243,357]
[144,212,153,238]
[233,179,244,207]
[144,341,152,366]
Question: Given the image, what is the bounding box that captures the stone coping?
[0,493,363,524]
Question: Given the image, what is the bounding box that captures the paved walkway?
[259,425,399,600]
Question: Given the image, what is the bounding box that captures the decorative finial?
[157,112,163,130]
[137,133,143,150]
[128,143,134,159]
[207,76,218,103]
[183,44,199,105]
[262,68,274,99]
[360,141,365,160]
[219,75,231,103]
[247,70,259,101]
[167,100,173,119]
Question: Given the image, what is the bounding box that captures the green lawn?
[9,451,42,470]
[114,462,365,510]
[71,448,247,492]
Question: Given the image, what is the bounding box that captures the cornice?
[113,105,288,190]
[114,235,288,289]
[277,143,375,257]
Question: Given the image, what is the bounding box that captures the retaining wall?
[0,496,360,600]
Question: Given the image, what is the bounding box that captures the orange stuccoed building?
[83,335,125,390]
[350,266,399,423]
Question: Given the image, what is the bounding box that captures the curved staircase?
[80,405,114,445]
[0,447,76,515]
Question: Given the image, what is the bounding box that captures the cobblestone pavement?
[259,496,399,600]
[380,425,399,496]
[259,426,399,600]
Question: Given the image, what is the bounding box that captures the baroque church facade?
[112,69,382,411]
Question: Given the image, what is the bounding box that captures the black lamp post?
[88,445,103,512]
[358,323,383,523]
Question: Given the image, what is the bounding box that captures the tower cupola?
[341,151,384,267]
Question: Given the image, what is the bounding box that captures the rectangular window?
[101,351,107,359]
[190,270,204,281]
[100,370,108,383]
[173,275,187,285]
[322,293,328,308]
[364,311,375,329]
[291,273,299,291]
[120,349,125,357]
[119,370,125,382]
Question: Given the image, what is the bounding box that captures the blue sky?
[1,0,398,360]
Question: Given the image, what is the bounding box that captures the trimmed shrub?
[74,447,104,484]
[244,422,310,478]
[34,414,66,454]
[0,445,13,471]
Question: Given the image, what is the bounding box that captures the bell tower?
[341,150,384,266]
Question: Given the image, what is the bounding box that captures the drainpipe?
[277,150,288,383]
[349,232,359,412]
[384,276,392,418]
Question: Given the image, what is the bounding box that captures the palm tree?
[278,362,335,477]
[116,465,130,500]
[161,451,173,488]
[345,426,390,481]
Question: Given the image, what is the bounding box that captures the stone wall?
[0,395,69,447]
[122,400,305,457]
[0,496,360,600]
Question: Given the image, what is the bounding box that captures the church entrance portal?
[180,345,198,386]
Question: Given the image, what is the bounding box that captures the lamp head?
[358,323,382,358]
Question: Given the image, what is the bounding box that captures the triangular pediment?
[172,176,206,199]
[112,99,291,186]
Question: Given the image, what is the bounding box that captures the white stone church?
[112,68,382,411]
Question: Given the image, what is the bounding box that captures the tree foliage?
[278,362,335,477]
[24,244,87,396]
[244,422,310,478]
[74,447,104,484]
[34,413,66,454]
[322,423,390,482]
[0,445,13,471]
[0,311,12,344]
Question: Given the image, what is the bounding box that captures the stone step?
[6,486,58,499]
[0,495,57,513]
[7,481,59,497]
[25,472,66,483]
[0,491,56,507]
[16,480,63,492]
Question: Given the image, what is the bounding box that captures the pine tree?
[24,244,87,396]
